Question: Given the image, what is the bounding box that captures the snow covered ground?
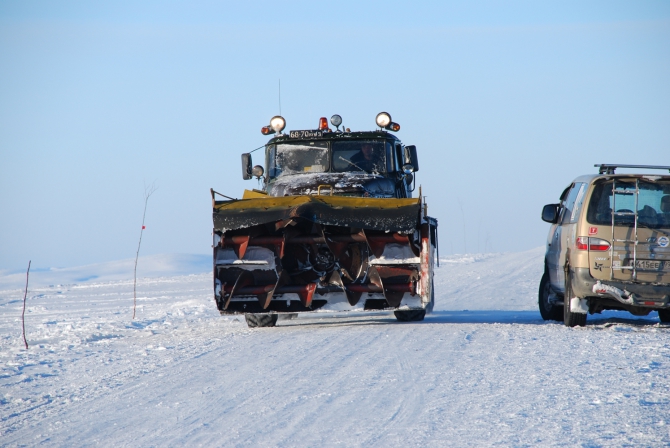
[2,247,669,446]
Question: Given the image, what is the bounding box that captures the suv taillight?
[589,238,611,251]
[576,237,611,251]
[576,237,588,250]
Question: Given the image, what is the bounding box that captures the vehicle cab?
[241,113,419,199]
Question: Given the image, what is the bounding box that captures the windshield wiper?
[338,156,366,172]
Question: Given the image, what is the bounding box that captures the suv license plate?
[626,259,670,271]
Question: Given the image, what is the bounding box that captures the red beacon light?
[261,126,274,135]
[318,117,330,131]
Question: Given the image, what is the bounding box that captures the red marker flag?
[142,225,146,230]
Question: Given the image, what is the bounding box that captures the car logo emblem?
[659,236,669,248]
[589,227,598,235]
[594,262,603,271]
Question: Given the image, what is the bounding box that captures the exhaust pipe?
[592,281,636,305]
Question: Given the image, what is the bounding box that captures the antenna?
[278,79,282,116]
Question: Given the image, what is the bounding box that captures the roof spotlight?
[269,115,286,134]
[375,112,392,128]
[251,165,264,179]
[330,114,342,129]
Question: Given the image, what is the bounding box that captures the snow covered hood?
[268,172,396,198]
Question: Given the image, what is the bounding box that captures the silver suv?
[539,164,670,327]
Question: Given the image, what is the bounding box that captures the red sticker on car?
[589,227,598,235]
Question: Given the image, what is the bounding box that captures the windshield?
[267,142,329,178]
[587,179,670,228]
[332,140,387,174]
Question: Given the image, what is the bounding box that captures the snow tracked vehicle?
[211,113,438,327]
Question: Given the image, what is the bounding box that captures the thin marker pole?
[22,260,31,349]
[133,183,157,319]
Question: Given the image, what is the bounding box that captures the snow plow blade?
[212,195,436,317]
[213,196,422,234]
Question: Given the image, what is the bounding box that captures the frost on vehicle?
[210,113,438,327]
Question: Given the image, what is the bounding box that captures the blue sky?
[1,1,669,270]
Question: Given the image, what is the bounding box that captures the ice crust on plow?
[370,243,420,265]
[215,247,275,270]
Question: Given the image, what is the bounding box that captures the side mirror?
[241,153,252,180]
[542,204,560,223]
[404,145,419,172]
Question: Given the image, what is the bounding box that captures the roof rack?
[596,164,670,175]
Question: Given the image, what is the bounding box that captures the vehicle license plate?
[289,130,323,139]
[628,259,670,271]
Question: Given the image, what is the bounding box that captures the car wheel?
[245,313,278,328]
[564,271,587,327]
[538,271,563,321]
[658,309,670,323]
[394,309,426,322]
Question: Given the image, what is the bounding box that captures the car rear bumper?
[571,267,670,306]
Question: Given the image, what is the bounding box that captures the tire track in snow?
[363,324,428,446]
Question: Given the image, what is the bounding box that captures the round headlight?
[252,165,264,179]
[330,114,342,127]
[376,112,391,128]
[269,115,286,133]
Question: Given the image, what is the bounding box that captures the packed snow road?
[2,248,669,446]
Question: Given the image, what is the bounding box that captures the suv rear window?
[587,179,670,228]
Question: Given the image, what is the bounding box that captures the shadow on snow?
[278,309,668,328]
